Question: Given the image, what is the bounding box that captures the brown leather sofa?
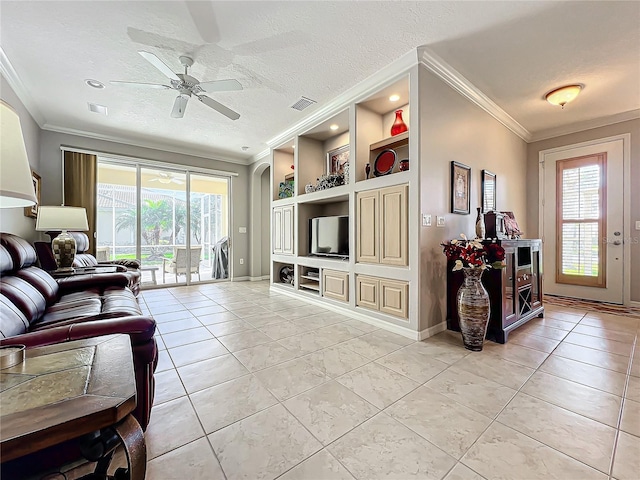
[0,233,156,431]
[35,232,141,296]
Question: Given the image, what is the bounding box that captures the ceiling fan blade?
[138,51,180,81]
[110,81,171,89]
[171,95,189,118]
[197,95,240,120]
[199,79,243,93]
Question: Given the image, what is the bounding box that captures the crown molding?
[528,109,640,142]
[266,49,419,149]
[41,123,252,166]
[249,148,271,165]
[0,47,46,127]
[418,47,532,142]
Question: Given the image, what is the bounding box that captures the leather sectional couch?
[0,233,157,431]
[35,231,142,296]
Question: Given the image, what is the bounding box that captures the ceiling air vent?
[290,96,317,111]
[88,103,108,115]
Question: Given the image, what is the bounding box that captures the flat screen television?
[309,215,349,258]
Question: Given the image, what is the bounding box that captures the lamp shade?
[35,206,89,231]
[0,100,38,208]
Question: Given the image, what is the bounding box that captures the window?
[556,153,606,287]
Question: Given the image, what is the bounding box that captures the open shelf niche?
[354,76,410,183]
[298,265,320,294]
[273,261,295,288]
[272,140,295,201]
[297,200,349,258]
[297,109,350,196]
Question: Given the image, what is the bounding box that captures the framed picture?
[451,161,471,214]
[24,170,41,218]
[481,170,497,213]
[327,145,349,175]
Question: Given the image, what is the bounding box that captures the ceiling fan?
[149,172,184,184]
[111,51,242,120]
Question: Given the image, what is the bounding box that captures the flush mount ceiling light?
[389,94,400,102]
[545,85,583,108]
[329,124,339,131]
[85,79,105,89]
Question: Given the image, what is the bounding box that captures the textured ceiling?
[1,1,638,163]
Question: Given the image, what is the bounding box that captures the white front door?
[540,138,625,303]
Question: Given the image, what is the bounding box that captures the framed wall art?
[481,169,496,213]
[451,161,470,215]
[327,145,349,175]
[24,170,41,218]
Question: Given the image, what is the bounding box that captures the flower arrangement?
[441,234,505,271]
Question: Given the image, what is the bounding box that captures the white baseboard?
[630,300,640,308]
[418,321,447,341]
[231,276,250,282]
[248,275,270,281]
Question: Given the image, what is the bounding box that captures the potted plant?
[441,234,505,351]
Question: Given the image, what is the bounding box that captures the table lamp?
[0,101,38,208]
[36,206,89,271]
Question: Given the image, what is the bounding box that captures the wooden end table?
[0,334,146,480]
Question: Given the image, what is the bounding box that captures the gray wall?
[526,119,640,302]
[418,66,529,330]
[0,75,42,241]
[261,167,270,276]
[38,130,251,278]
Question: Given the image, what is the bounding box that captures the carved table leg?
[113,415,146,480]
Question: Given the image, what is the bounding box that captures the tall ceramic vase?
[457,268,490,351]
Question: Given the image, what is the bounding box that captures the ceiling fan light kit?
[111,51,242,120]
[545,84,583,108]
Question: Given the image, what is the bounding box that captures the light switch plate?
[636,220,640,231]
[239,227,247,233]
[436,216,445,227]
[422,214,432,227]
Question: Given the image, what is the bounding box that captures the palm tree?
[115,199,173,258]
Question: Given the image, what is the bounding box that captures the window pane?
[561,222,599,277]
[562,165,599,220]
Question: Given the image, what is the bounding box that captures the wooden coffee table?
[0,334,146,479]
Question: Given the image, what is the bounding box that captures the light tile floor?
[138,282,639,479]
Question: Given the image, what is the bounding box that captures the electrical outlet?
[422,214,432,227]
[636,220,640,231]
[239,258,244,265]
[239,227,247,233]
[436,216,445,227]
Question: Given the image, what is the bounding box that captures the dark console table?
[446,239,544,343]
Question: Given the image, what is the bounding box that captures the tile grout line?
[607,331,637,480]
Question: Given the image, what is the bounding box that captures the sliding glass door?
[96,160,230,288]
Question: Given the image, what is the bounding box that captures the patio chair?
[96,246,110,262]
[163,246,202,282]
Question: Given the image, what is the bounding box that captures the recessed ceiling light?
[292,145,295,149]
[329,124,339,131]
[85,79,105,89]
[88,103,108,115]
[389,94,400,102]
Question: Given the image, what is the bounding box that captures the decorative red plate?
[373,149,396,176]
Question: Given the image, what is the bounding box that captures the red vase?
[391,109,408,136]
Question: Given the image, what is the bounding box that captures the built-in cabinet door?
[323,269,349,302]
[379,278,408,318]
[379,184,408,266]
[273,207,283,254]
[356,275,379,310]
[282,205,294,255]
[356,190,379,263]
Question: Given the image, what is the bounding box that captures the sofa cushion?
[0,294,30,338]
[1,233,37,269]
[73,253,99,268]
[15,266,60,306]
[0,245,13,274]
[0,276,48,324]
